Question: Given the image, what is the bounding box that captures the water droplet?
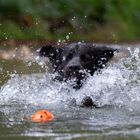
[66,35,69,40]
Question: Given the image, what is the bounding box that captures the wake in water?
[1,47,140,110]
[1,46,140,139]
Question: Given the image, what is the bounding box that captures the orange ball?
[31,110,54,123]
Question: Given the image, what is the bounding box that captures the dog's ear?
[99,47,118,59]
[39,45,54,57]
[38,45,62,61]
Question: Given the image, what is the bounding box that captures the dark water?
[1,44,140,140]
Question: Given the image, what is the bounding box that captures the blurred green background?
[0,0,140,43]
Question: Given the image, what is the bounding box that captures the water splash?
[1,47,140,110]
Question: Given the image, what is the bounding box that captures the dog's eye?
[80,54,91,63]
[67,52,73,60]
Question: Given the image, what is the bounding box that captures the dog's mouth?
[54,69,88,89]
[64,70,87,89]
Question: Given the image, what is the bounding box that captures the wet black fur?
[39,43,117,107]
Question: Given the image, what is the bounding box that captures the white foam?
[1,47,140,110]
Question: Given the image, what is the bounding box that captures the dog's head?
[39,43,117,89]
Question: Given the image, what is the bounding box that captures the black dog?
[39,43,117,106]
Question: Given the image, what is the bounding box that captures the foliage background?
[0,0,140,42]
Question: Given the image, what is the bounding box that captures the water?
[1,44,140,140]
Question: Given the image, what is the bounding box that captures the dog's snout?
[65,56,82,74]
